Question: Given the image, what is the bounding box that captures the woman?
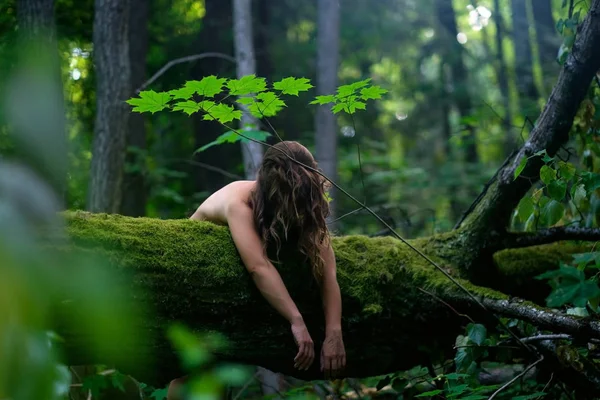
[169,141,346,399]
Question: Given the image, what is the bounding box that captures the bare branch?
[506,226,600,248]
[488,357,544,400]
[136,52,236,93]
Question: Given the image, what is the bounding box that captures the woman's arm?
[319,241,346,377]
[226,202,314,370]
[320,242,342,334]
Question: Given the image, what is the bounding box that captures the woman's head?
[250,141,330,278]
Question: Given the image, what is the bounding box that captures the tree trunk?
[493,0,516,154]
[315,0,340,226]
[13,0,67,204]
[87,0,132,213]
[233,0,264,180]
[455,0,600,281]
[120,0,149,217]
[54,211,599,391]
[435,0,477,163]
[191,0,239,196]
[531,0,559,94]
[510,0,541,120]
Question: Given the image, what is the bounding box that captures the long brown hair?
[250,141,331,279]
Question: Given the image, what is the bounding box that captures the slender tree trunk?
[315,0,340,225]
[88,0,132,213]
[493,0,516,154]
[14,0,67,204]
[233,0,264,180]
[191,0,239,196]
[531,0,559,93]
[435,0,477,163]
[120,0,149,217]
[511,0,541,120]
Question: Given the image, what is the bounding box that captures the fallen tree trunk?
[51,211,596,386]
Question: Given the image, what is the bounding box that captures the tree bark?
[315,0,340,225]
[13,0,67,204]
[510,0,541,119]
[531,0,559,93]
[455,0,600,280]
[53,211,598,388]
[233,0,264,180]
[120,0,149,217]
[435,0,477,163]
[493,0,516,154]
[87,0,132,213]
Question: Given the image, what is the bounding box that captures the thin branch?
[172,158,244,180]
[349,114,367,205]
[506,226,600,248]
[136,52,236,93]
[488,357,544,400]
[418,287,476,323]
[520,334,572,343]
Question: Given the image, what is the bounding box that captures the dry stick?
[488,357,544,400]
[136,52,236,93]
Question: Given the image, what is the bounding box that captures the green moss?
[494,242,595,278]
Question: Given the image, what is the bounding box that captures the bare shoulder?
[190,180,255,224]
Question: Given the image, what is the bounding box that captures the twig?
[232,372,260,400]
[172,158,244,180]
[349,114,367,205]
[520,334,572,343]
[506,226,600,248]
[136,52,236,93]
[418,287,475,323]
[488,357,544,400]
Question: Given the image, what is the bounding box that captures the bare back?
[190,180,256,225]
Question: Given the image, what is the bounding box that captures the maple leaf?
[126,90,172,114]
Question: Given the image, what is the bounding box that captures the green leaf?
[126,90,172,114]
[172,100,201,116]
[391,377,408,392]
[572,252,600,268]
[82,375,109,398]
[169,86,197,100]
[581,172,600,193]
[150,387,169,400]
[167,324,212,369]
[273,77,313,95]
[416,389,443,397]
[376,375,392,390]
[514,156,528,180]
[572,183,587,205]
[333,96,367,114]
[558,161,577,180]
[227,75,267,95]
[547,179,567,201]
[249,91,286,117]
[540,165,557,185]
[517,197,535,222]
[110,372,127,392]
[214,364,253,386]
[467,323,487,346]
[540,199,564,226]
[196,130,271,153]
[235,97,255,105]
[203,103,243,123]
[360,85,388,100]
[186,75,227,97]
[309,94,336,105]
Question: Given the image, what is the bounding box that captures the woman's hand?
[321,330,346,378]
[291,319,314,370]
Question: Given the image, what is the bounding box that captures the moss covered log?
[52,211,595,385]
